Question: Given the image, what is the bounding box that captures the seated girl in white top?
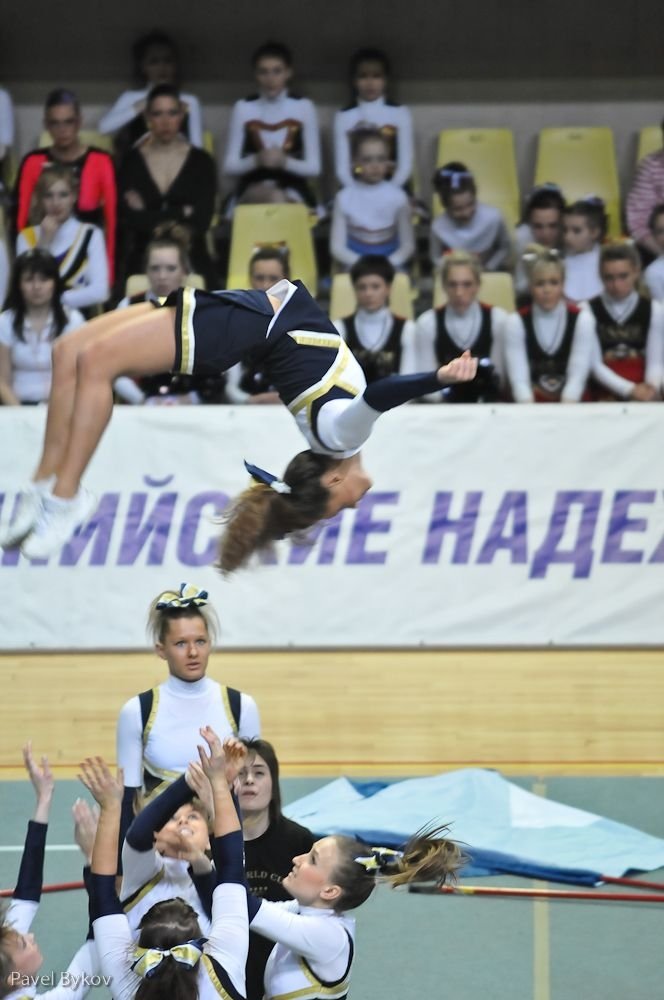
[504,248,593,402]
[0,249,84,405]
[98,30,203,153]
[562,196,606,303]
[430,162,512,272]
[17,163,109,312]
[411,250,507,401]
[331,129,414,270]
[223,41,321,208]
[334,48,413,190]
[513,183,566,299]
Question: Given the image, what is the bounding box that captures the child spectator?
[643,204,664,299]
[98,30,204,156]
[514,183,566,298]
[17,164,109,312]
[223,41,321,208]
[333,254,416,382]
[626,118,664,260]
[14,88,116,284]
[0,249,84,406]
[225,247,289,404]
[504,248,593,402]
[562,196,607,303]
[331,128,414,270]
[586,242,663,400]
[431,162,511,271]
[117,83,217,287]
[334,47,413,190]
[114,224,225,405]
[411,250,506,401]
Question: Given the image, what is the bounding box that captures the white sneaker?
[21,488,97,560]
[0,478,54,549]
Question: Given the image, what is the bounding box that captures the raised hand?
[78,757,124,810]
[197,726,227,787]
[23,741,54,803]
[437,350,478,386]
[221,736,248,785]
[185,760,215,820]
[72,797,99,864]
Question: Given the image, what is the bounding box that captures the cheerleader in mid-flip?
[2,278,477,567]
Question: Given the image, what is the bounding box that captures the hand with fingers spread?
[72,797,100,865]
[197,726,228,788]
[186,760,215,820]
[221,735,248,786]
[23,741,54,823]
[437,350,479,386]
[78,757,124,811]
[196,727,242,838]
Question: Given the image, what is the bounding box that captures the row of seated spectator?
[1,239,662,408]
[3,33,664,299]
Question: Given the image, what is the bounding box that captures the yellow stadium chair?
[329,271,414,320]
[636,125,662,165]
[433,129,520,228]
[434,271,515,312]
[226,203,317,293]
[534,127,621,237]
[203,130,215,157]
[124,273,206,298]
[39,129,114,154]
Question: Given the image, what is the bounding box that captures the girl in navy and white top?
[0,744,97,1000]
[10,278,477,563]
[16,163,108,312]
[80,731,249,1000]
[334,48,413,190]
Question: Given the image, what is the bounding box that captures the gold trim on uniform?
[142,687,160,746]
[220,685,239,736]
[268,958,351,1000]
[122,869,166,912]
[287,336,359,419]
[201,955,236,999]
[179,287,196,375]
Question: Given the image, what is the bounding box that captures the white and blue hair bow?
[155,583,209,609]
[244,460,291,495]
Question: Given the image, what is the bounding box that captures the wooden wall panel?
[1,650,662,776]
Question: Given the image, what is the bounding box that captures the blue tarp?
[283,770,664,884]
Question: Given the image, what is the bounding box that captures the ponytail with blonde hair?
[217,451,338,575]
[330,825,466,912]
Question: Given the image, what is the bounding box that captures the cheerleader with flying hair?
[3,277,477,566]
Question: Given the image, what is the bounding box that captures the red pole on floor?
[0,880,84,898]
[409,884,664,903]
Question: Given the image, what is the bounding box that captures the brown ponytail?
[330,825,466,912]
[217,450,338,574]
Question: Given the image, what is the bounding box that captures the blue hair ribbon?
[244,460,292,495]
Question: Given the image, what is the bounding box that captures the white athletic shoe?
[0,478,55,549]
[21,488,97,560]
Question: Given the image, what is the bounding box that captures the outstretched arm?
[317,352,478,452]
[8,744,55,932]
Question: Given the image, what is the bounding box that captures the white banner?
[0,404,662,649]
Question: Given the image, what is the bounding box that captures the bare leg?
[53,307,176,498]
[34,304,155,481]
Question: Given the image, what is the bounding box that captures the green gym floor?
[1,776,662,1000]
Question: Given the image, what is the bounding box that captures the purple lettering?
[530,491,601,579]
[476,491,528,564]
[601,490,655,564]
[422,491,482,565]
[347,492,398,565]
[177,492,229,567]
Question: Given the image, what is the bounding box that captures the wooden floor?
[1,649,663,777]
